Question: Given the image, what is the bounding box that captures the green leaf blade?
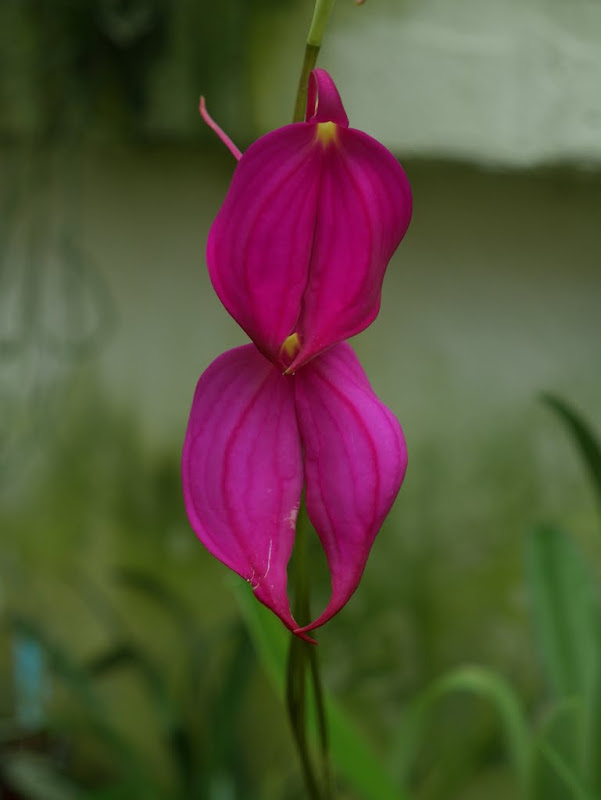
[541,393,601,520]
[527,525,600,702]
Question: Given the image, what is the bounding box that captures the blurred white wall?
[251,0,601,165]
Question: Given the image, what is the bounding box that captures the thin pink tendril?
[199,97,243,161]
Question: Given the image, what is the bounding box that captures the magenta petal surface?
[207,69,412,373]
[207,124,322,367]
[182,345,304,632]
[293,343,407,632]
[288,127,412,372]
[306,68,349,126]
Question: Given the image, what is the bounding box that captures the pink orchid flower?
[206,69,412,373]
[183,69,411,637]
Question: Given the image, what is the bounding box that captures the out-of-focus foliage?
[0,0,286,144]
[1,394,601,799]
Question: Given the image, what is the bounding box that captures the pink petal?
[306,68,349,126]
[293,343,407,632]
[182,344,306,635]
[207,69,412,373]
[287,125,412,372]
[207,124,322,367]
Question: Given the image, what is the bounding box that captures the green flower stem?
[286,506,334,800]
[308,641,332,798]
[293,44,319,123]
[292,0,337,122]
[286,521,323,800]
[287,4,336,796]
[307,0,337,47]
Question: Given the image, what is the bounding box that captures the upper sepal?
[207,69,412,373]
[207,125,321,367]
[286,122,412,372]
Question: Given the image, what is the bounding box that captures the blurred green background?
[1,1,601,798]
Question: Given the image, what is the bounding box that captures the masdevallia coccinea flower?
[183,342,407,638]
[207,68,412,373]
[183,69,411,638]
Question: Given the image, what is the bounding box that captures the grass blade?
[527,525,601,792]
[527,526,600,702]
[390,665,532,797]
[537,738,596,800]
[532,701,588,800]
[541,393,601,518]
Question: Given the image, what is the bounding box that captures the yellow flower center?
[315,122,338,146]
[280,332,301,359]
